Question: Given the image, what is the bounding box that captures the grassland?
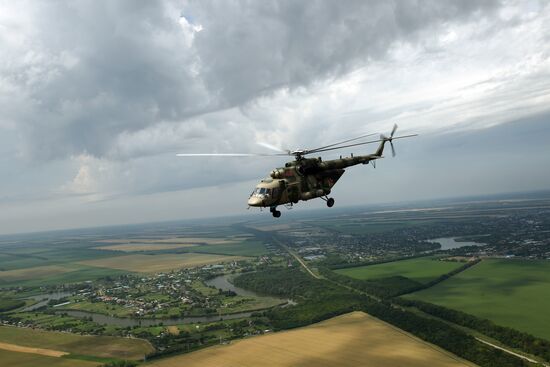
[183,240,268,257]
[0,349,100,367]
[319,219,433,235]
[0,265,73,283]
[96,237,238,245]
[78,253,247,273]
[407,259,550,340]
[0,264,131,287]
[0,326,154,360]
[335,257,464,284]
[96,239,267,257]
[147,312,475,367]
[95,243,198,252]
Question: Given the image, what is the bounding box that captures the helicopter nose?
[248,197,263,207]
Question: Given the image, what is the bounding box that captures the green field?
[0,349,99,367]
[0,264,131,288]
[183,240,268,256]
[335,257,464,284]
[0,325,154,360]
[407,259,550,340]
[320,220,434,235]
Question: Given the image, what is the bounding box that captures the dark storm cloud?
[1,0,502,161]
[3,1,208,159]
[189,0,501,106]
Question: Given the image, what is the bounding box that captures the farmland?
[335,257,464,283]
[95,243,199,252]
[318,219,429,235]
[147,312,475,367]
[0,264,131,287]
[0,326,154,360]
[181,240,268,256]
[78,253,247,273]
[1,195,549,366]
[0,349,99,367]
[407,259,550,340]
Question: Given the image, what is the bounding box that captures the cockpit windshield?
[252,187,271,197]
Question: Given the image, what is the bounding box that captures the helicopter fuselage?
[247,152,380,210]
[177,123,414,218]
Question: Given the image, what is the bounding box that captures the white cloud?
[2,0,550,233]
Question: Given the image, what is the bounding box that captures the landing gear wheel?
[326,198,335,208]
[270,207,281,218]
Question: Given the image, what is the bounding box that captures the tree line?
[233,267,533,367]
[397,298,550,362]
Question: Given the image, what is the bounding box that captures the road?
[476,338,549,366]
[277,240,321,279]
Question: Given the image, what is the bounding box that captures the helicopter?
[177,124,416,217]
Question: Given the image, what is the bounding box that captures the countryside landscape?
[2,1,550,366]
[1,191,550,366]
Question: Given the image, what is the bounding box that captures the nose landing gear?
[270,207,281,218]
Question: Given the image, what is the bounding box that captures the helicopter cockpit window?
[252,187,272,197]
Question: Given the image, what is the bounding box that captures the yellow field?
[0,341,67,357]
[147,312,476,367]
[95,243,198,252]
[79,253,246,273]
[0,326,154,360]
[0,265,73,283]
[0,349,99,367]
[166,326,180,335]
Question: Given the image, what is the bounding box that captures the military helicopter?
[177,124,416,217]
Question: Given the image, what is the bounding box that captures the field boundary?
[393,258,481,297]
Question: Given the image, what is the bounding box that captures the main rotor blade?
[176,153,285,157]
[256,141,290,154]
[305,132,378,154]
[311,134,418,154]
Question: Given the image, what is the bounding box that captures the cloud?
[0,0,502,162]
[2,0,550,234]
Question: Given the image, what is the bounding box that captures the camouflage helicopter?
[177,124,416,217]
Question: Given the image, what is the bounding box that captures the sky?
[1,0,549,234]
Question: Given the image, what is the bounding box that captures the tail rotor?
[380,123,398,157]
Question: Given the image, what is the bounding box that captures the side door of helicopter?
[272,180,291,205]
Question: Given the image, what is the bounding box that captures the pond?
[21,291,73,312]
[428,237,486,250]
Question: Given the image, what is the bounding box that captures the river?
[21,291,73,312]
[205,274,262,297]
[57,310,253,327]
[42,275,286,327]
[428,237,486,250]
